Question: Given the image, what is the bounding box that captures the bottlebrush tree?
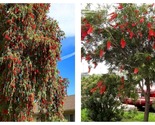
[81,74,127,121]
[0,4,68,121]
[81,3,155,121]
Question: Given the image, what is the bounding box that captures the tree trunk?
[144,79,150,121]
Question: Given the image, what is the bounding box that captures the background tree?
[81,3,155,121]
[0,4,68,121]
[81,74,127,121]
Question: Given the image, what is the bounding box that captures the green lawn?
[122,110,155,122]
[82,108,155,122]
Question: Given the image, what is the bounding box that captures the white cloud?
[61,52,75,61]
[81,60,109,75]
[48,3,75,37]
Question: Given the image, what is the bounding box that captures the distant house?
[32,95,75,122]
[81,72,89,78]
[63,95,75,122]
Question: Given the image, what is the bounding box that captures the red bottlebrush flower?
[88,66,91,73]
[107,41,111,50]
[21,116,26,121]
[148,35,151,41]
[32,24,36,29]
[120,65,124,72]
[146,56,151,61]
[120,83,124,90]
[90,87,97,93]
[81,31,87,40]
[118,3,123,9]
[149,29,154,36]
[93,62,98,69]
[10,83,15,89]
[108,12,115,15]
[129,31,134,39]
[138,31,143,38]
[153,42,155,50]
[2,109,8,115]
[134,10,139,14]
[85,54,91,61]
[87,25,93,34]
[15,7,19,13]
[8,63,11,68]
[109,13,117,22]
[61,101,64,105]
[5,34,11,41]
[119,24,125,30]
[29,13,35,19]
[121,76,124,83]
[132,23,137,27]
[140,17,144,23]
[7,19,12,24]
[97,81,102,87]
[134,68,139,74]
[120,38,126,48]
[147,22,152,28]
[109,23,118,29]
[100,85,106,95]
[86,40,89,43]
[99,49,104,58]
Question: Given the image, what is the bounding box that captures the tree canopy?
[0,4,68,121]
[81,3,155,121]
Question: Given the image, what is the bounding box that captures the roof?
[33,95,75,114]
[63,95,75,111]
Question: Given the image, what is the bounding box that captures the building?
[63,95,75,122]
[33,95,75,122]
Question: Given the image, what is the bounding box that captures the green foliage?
[122,111,155,122]
[81,108,92,122]
[81,74,125,121]
[123,109,138,120]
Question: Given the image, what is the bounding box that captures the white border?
[1,0,155,124]
[1,0,155,3]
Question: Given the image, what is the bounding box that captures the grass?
[81,108,155,122]
[122,110,155,122]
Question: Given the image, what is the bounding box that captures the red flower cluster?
[90,81,106,95]
[81,19,93,40]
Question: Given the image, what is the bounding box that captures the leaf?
[120,38,126,48]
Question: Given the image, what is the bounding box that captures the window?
[70,114,74,121]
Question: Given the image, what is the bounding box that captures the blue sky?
[48,3,75,95]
